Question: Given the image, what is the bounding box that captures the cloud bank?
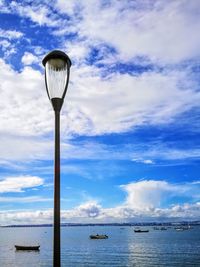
[0,180,199,225]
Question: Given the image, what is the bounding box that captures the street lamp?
[42,50,71,267]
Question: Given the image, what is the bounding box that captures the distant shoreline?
[1,221,200,228]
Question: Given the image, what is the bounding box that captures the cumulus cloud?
[114,180,200,220]
[63,180,200,221]
[64,201,102,219]
[0,175,43,193]
[1,200,200,225]
[21,52,39,65]
[63,180,200,222]
[0,180,199,225]
[121,180,179,210]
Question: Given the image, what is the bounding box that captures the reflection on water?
[15,251,40,267]
[0,226,200,266]
[128,227,200,266]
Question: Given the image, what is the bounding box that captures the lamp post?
[42,50,71,267]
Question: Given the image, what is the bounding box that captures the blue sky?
[0,0,200,225]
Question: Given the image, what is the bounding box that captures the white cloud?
[143,159,154,164]
[0,59,52,137]
[132,158,154,164]
[0,135,53,162]
[0,40,17,57]
[121,180,177,210]
[0,1,199,226]
[66,201,102,218]
[0,196,52,202]
[1,57,199,140]
[55,0,200,64]
[141,146,200,162]
[0,3,199,164]
[1,129,200,165]
[21,52,39,65]
[61,180,200,221]
[69,66,200,135]
[0,3,199,141]
[0,175,43,193]
[10,2,59,27]
[118,180,200,220]
[0,180,199,224]
[0,209,53,225]
[0,28,23,56]
[0,0,10,12]
[60,143,200,163]
[55,0,76,16]
[2,1,200,64]
[63,40,91,62]
[94,0,200,63]
[0,40,11,49]
[0,200,199,225]
[0,28,23,40]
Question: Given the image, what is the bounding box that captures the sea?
[0,225,200,267]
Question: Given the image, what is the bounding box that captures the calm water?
[0,225,200,266]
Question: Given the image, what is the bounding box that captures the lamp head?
[42,50,71,111]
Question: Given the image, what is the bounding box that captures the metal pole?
[54,110,61,267]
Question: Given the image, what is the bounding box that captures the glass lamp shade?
[42,50,71,100]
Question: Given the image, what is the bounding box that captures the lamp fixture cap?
[42,50,71,67]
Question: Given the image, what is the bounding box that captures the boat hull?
[134,230,149,233]
[15,245,40,251]
[90,235,108,239]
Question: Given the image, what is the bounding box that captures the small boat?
[15,245,40,251]
[174,225,192,231]
[160,227,167,230]
[90,234,108,239]
[134,229,149,233]
[174,227,185,231]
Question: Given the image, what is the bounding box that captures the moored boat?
[134,229,149,233]
[15,245,40,251]
[174,225,191,231]
[90,234,108,239]
[175,228,184,231]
